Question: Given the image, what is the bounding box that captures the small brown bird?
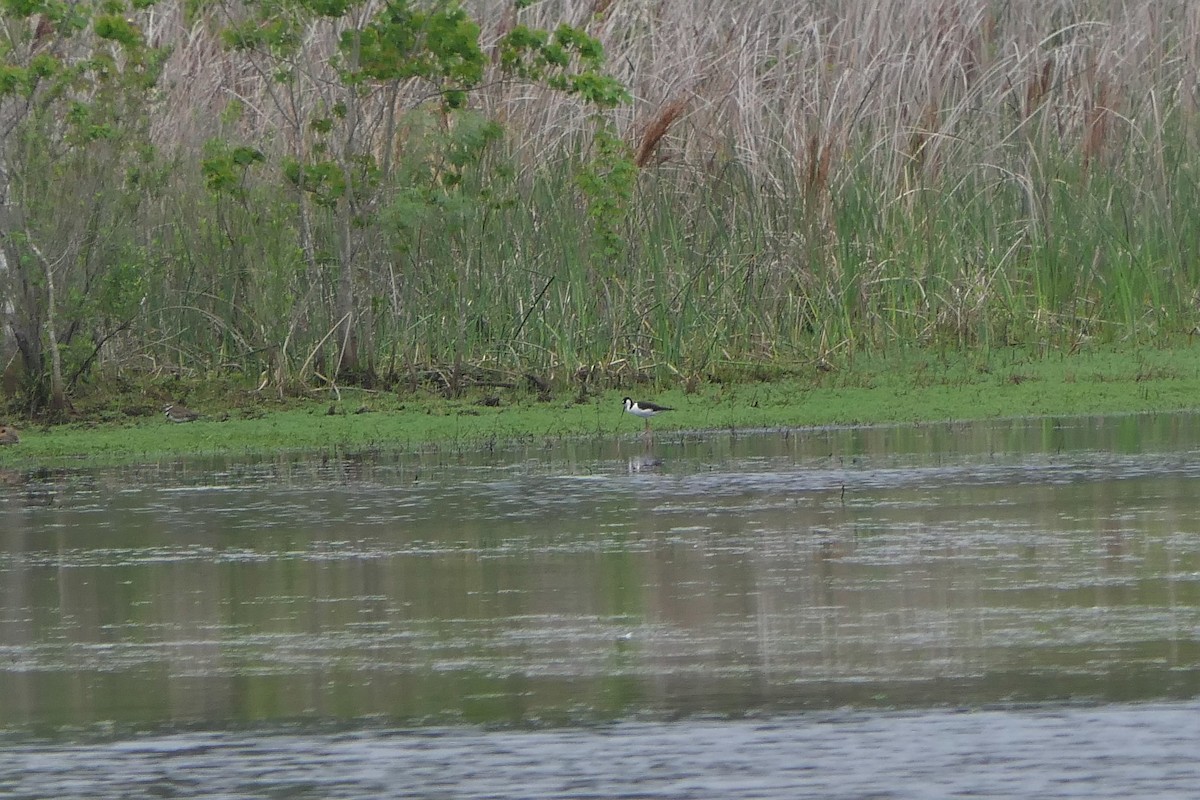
[0,425,19,445]
[163,403,200,423]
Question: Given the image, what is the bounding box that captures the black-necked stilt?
[624,397,672,446]
[0,425,19,445]
[623,397,673,420]
[163,403,200,423]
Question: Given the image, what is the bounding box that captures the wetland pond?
[5,413,1200,798]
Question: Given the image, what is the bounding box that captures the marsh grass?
[456,1,1200,376]
[11,0,1200,411]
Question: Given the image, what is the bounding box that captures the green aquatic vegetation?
[2,346,1198,467]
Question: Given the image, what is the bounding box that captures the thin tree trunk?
[27,239,66,415]
[334,27,363,383]
[0,191,28,393]
[334,202,358,380]
[0,243,14,356]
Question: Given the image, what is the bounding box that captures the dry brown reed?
[37,0,1183,190]
[635,98,687,167]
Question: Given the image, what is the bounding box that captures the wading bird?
[623,397,673,441]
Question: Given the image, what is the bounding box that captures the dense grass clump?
[5,0,1200,416]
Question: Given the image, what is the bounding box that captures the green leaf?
[2,0,44,17]
[94,13,143,47]
[498,22,628,108]
[0,66,26,96]
[231,146,265,166]
[347,0,484,91]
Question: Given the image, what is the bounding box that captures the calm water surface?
[4,413,1200,797]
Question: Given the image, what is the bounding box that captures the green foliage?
[201,140,265,198]
[498,23,630,107]
[96,255,149,320]
[94,13,143,46]
[2,0,46,17]
[280,155,375,209]
[576,122,636,262]
[0,65,26,95]
[443,111,502,176]
[348,0,485,95]
[0,51,60,99]
[0,0,167,413]
[196,0,633,385]
[66,100,118,141]
[231,145,265,166]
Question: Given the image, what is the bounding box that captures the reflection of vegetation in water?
[9,421,1200,730]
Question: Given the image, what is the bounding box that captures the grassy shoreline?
[2,346,1199,467]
